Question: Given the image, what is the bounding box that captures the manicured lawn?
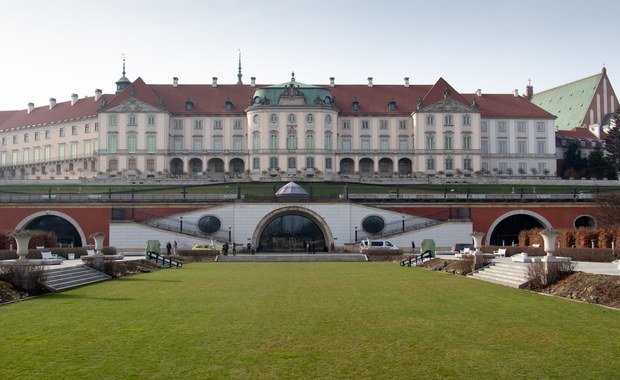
[1,263,618,379]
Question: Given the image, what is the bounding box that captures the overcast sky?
[0,0,617,110]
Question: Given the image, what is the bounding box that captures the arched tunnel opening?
[24,215,83,247]
[490,214,544,246]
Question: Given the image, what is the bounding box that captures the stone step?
[468,262,530,288]
[216,253,368,263]
[43,265,111,291]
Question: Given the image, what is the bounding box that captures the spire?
[115,53,131,94]
[236,50,243,85]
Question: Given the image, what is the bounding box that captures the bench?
[494,248,507,257]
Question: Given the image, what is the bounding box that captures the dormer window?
[225,99,233,111]
[352,100,360,112]
[388,100,397,111]
[324,96,332,105]
[185,99,194,111]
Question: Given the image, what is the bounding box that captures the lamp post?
[228,227,232,242]
[354,226,358,242]
[180,216,183,233]
[402,215,405,232]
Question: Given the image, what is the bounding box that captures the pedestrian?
[411,241,416,254]
[223,242,229,256]
[173,240,178,254]
[232,243,236,256]
[307,240,312,254]
[311,241,316,254]
[166,241,172,255]
[247,242,251,254]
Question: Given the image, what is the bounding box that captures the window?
[44,145,51,161]
[518,162,528,173]
[288,157,296,169]
[444,115,453,126]
[253,157,260,170]
[125,134,136,153]
[499,162,508,173]
[213,120,223,130]
[84,124,90,134]
[287,114,296,124]
[306,157,314,169]
[24,133,29,143]
[426,115,435,126]
[270,114,278,124]
[325,157,332,169]
[108,135,117,154]
[399,120,407,129]
[108,114,117,126]
[212,137,223,151]
[517,121,526,132]
[481,139,488,154]
[127,114,137,126]
[481,162,489,173]
[380,120,388,129]
[306,114,314,123]
[325,114,332,125]
[538,162,547,173]
[59,128,65,137]
[287,134,297,150]
[425,134,435,149]
[342,138,351,151]
[94,122,99,132]
[445,157,453,171]
[399,139,408,151]
[462,134,471,150]
[128,158,137,171]
[497,121,507,132]
[194,120,203,130]
[426,157,435,171]
[324,133,333,150]
[33,148,40,163]
[146,159,155,172]
[361,138,370,150]
[388,101,397,111]
[70,142,77,159]
[444,134,453,149]
[193,137,203,151]
[269,157,278,169]
[0,152,5,165]
[536,140,546,154]
[252,133,260,150]
[379,138,389,150]
[84,141,91,156]
[269,132,278,149]
[361,120,369,129]
[109,159,118,171]
[517,140,527,154]
[481,121,488,133]
[174,119,184,130]
[463,115,471,126]
[22,149,29,164]
[463,158,472,171]
[58,144,65,160]
[146,135,156,153]
[342,120,351,129]
[147,115,156,125]
[173,137,183,151]
[12,135,17,144]
[233,119,242,129]
[305,132,315,149]
[11,150,17,164]
[352,101,360,111]
[536,122,546,132]
[233,137,243,151]
[497,139,508,154]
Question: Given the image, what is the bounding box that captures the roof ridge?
[535,73,601,95]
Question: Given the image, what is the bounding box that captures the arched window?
[305,132,315,149]
[287,134,297,150]
[324,133,333,150]
[269,132,278,149]
[287,113,297,124]
[252,132,261,150]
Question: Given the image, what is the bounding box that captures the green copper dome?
[250,73,333,107]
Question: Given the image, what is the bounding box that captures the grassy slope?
[0,263,618,379]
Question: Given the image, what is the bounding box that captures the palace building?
[0,63,560,181]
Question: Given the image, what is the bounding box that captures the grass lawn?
[1,263,618,379]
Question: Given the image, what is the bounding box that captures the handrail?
[146,251,183,268]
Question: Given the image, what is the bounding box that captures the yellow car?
[191,244,221,252]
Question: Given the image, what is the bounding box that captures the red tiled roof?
[328,84,431,116]
[556,128,599,140]
[422,77,470,107]
[0,96,108,132]
[464,93,556,119]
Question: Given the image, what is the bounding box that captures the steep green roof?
[531,74,601,130]
[251,79,332,106]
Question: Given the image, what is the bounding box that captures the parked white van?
[359,239,400,253]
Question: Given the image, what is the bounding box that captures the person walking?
[166,241,172,255]
[411,241,416,254]
[232,243,236,256]
[223,242,229,256]
[247,242,251,255]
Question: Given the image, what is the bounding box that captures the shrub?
[525,261,576,290]
[0,264,48,295]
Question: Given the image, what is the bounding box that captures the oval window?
[361,215,385,234]
[197,215,222,234]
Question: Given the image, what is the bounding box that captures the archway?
[339,158,354,175]
[254,207,333,253]
[189,158,203,175]
[229,158,245,174]
[16,211,87,247]
[488,210,550,246]
[378,158,394,177]
[169,158,184,176]
[207,158,225,176]
[359,158,374,176]
[398,158,412,175]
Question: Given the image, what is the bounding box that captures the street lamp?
[180,216,183,233]
[402,215,405,232]
[228,227,232,242]
[354,226,358,242]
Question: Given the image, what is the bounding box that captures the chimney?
[250,77,256,87]
[367,77,373,87]
[95,89,102,101]
[27,102,34,114]
[212,77,218,87]
[476,89,482,97]
[329,77,335,87]
[71,93,78,106]
[49,98,57,110]
[404,77,410,87]
[173,77,179,87]
[513,89,519,97]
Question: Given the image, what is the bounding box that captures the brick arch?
[15,210,87,247]
[486,210,552,246]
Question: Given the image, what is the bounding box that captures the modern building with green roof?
[530,67,618,132]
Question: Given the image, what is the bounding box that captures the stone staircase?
[44,265,111,291]
[468,261,530,288]
[216,253,368,263]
